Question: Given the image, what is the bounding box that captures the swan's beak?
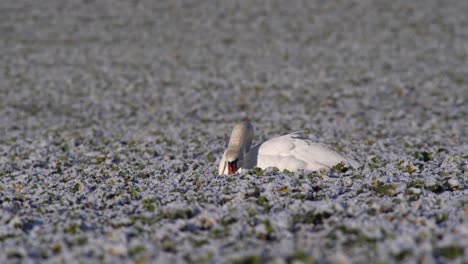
[227,161,238,175]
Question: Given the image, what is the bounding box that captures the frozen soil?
[0,0,467,263]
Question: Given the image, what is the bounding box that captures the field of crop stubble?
[0,0,467,263]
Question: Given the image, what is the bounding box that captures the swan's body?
[218,122,360,175]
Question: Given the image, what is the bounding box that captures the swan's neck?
[225,122,254,163]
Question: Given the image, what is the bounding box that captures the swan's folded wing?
[254,133,311,171]
[256,133,359,171]
[256,134,297,155]
[291,141,350,169]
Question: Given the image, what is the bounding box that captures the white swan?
[218,122,360,175]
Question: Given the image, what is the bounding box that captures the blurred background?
[2,0,466,148]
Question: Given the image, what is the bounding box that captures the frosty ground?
[0,0,467,263]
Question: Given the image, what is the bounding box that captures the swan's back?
[245,132,359,171]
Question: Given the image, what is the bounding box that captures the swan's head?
[225,149,240,175]
[220,122,254,175]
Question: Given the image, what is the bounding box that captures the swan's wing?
[250,133,308,171]
[290,140,357,169]
[287,130,309,140]
[253,133,359,171]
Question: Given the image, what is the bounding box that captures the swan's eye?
[227,160,238,175]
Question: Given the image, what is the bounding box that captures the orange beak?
[227,161,238,175]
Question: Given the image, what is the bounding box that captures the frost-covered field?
[0,0,467,263]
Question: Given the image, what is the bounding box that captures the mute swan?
[218,122,360,175]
